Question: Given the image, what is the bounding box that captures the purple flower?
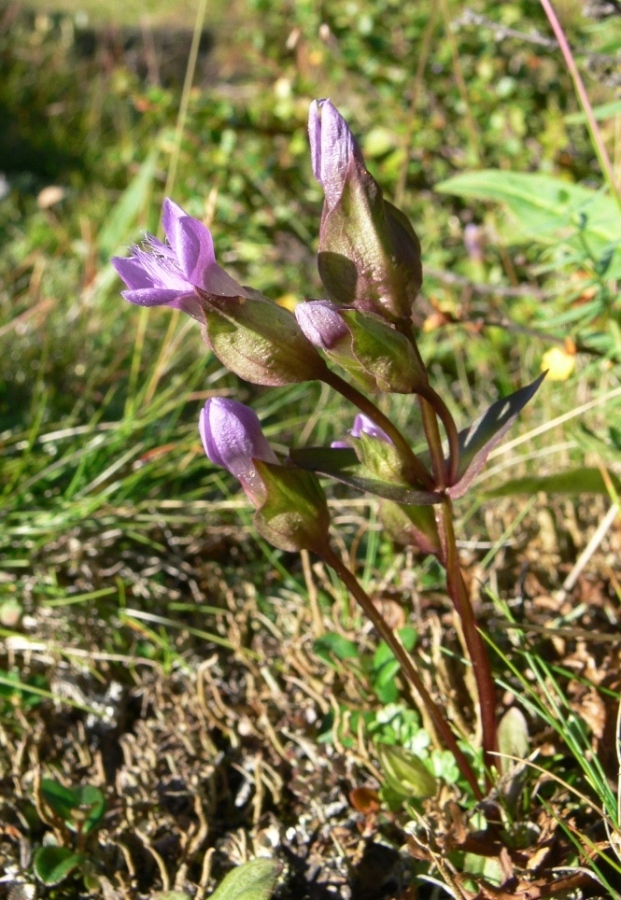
[112,198,244,322]
[199,398,278,506]
[351,414,391,443]
[294,300,349,350]
[331,413,392,449]
[309,99,365,211]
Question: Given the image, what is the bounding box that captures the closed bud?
[296,301,427,393]
[309,100,422,323]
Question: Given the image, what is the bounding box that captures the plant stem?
[419,396,446,489]
[539,0,621,211]
[417,384,461,486]
[321,543,483,800]
[323,369,434,490]
[437,497,498,785]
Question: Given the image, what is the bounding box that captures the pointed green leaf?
[289,447,441,505]
[72,784,106,834]
[41,778,78,823]
[33,847,85,886]
[209,859,282,900]
[487,467,621,498]
[448,373,546,499]
[313,633,360,664]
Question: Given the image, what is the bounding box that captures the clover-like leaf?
[448,373,546,499]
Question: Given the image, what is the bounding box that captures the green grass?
[1,1,621,896]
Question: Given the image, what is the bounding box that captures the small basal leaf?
[33,847,85,886]
[208,858,282,900]
[313,633,360,664]
[497,707,530,775]
[376,743,437,800]
[72,784,106,834]
[40,778,78,823]
[448,373,546,499]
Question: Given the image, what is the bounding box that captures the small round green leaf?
[33,846,85,885]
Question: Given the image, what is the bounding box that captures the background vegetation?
[1,0,620,897]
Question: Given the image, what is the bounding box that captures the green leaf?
[290,447,441,505]
[376,743,437,800]
[448,373,546,499]
[313,633,360,664]
[71,784,106,834]
[209,859,282,900]
[487,467,621,498]
[41,779,78,823]
[497,707,530,775]
[33,846,85,885]
[97,148,158,258]
[40,779,105,833]
[436,170,621,277]
[565,99,621,124]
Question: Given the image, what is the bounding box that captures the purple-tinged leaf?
[290,446,441,505]
[448,373,546,499]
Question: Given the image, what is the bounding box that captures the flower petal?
[199,398,278,504]
[112,255,156,290]
[162,199,217,286]
[308,99,363,210]
[121,288,205,322]
[295,300,349,349]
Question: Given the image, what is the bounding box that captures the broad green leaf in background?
[209,859,282,900]
[436,170,621,277]
[487,467,621,498]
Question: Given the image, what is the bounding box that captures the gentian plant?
[113,99,544,808]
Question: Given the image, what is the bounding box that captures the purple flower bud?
[351,413,392,444]
[199,398,278,506]
[308,100,423,323]
[294,300,349,350]
[112,198,244,322]
[309,100,365,211]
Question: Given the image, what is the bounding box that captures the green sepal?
[203,295,328,386]
[349,432,411,483]
[318,158,422,322]
[340,309,426,393]
[289,446,441,504]
[253,460,331,553]
[378,500,441,556]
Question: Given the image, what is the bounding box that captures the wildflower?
[199,398,278,506]
[199,398,330,552]
[112,198,244,322]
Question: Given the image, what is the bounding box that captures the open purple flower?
[199,397,278,506]
[112,198,244,322]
